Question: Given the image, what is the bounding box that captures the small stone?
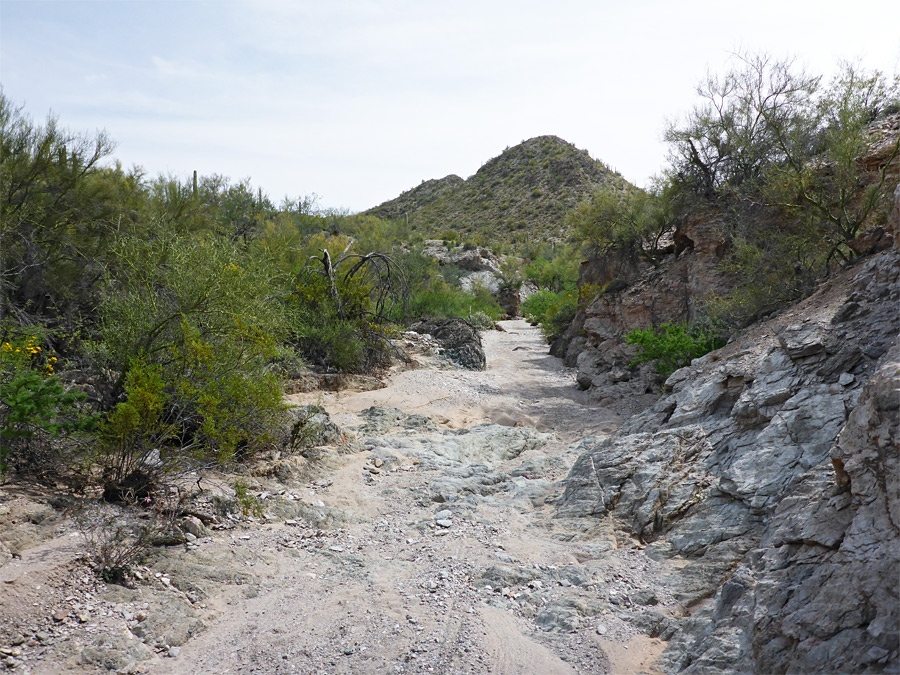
[167,646,181,658]
[596,624,608,635]
[839,372,855,386]
[329,546,344,552]
[51,608,69,622]
[434,509,453,520]
[77,612,90,623]
[134,611,148,622]
[373,457,383,468]
[435,519,453,528]
[313,500,325,508]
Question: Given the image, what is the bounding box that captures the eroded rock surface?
[561,251,900,672]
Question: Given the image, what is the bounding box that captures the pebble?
[167,646,181,658]
[434,510,453,520]
[435,520,453,528]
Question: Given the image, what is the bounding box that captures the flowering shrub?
[0,330,90,472]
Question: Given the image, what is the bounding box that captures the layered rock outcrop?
[552,213,730,413]
[560,251,900,672]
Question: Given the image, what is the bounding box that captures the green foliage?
[289,236,404,373]
[521,290,562,323]
[524,252,579,292]
[705,230,826,326]
[467,311,496,331]
[518,289,576,342]
[0,329,92,472]
[232,479,264,518]
[94,234,287,495]
[540,292,578,342]
[626,323,725,378]
[762,61,900,255]
[1,91,118,322]
[402,278,501,324]
[569,183,673,264]
[662,53,900,325]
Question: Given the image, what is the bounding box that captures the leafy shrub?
[95,234,288,497]
[522,290,561,323]
[705,231,825,326]
[232,479,264,518]
[578,283,606,309]
[569,184,672,265]
[540,292,578,342]
[522,289,579,341]
[626,323,725,378]
[401,278,501,324]
[0,329,93,473]
[467,311,495,331]
[524,252,579,293]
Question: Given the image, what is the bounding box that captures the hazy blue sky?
[2,1,899,212]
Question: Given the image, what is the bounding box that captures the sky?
[2,1,899,213]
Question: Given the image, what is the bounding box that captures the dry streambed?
[1,320,675,674]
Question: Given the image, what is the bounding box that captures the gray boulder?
[409,318,486,370]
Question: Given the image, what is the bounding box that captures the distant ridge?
[365,135,629,245]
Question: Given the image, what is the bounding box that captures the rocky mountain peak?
[365,136,628,245]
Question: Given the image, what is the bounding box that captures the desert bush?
[290,241,404,372]
[232,479,264,518]
[522,290,561,324]
[400,277,502,324]
[569,183,673,265]
[77,498,179,582]
[94,234,288,498]
[523,250,579,292]
[0,327,93,473]
[626,322,725,378]
[467,310,496,331]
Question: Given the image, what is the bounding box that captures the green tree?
[569,184,673,265]
[763,61,900,259]
[0,91,117,324]
[663,53,820,199]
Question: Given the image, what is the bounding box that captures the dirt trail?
[0,321,671,674]
[155,321,667,674]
